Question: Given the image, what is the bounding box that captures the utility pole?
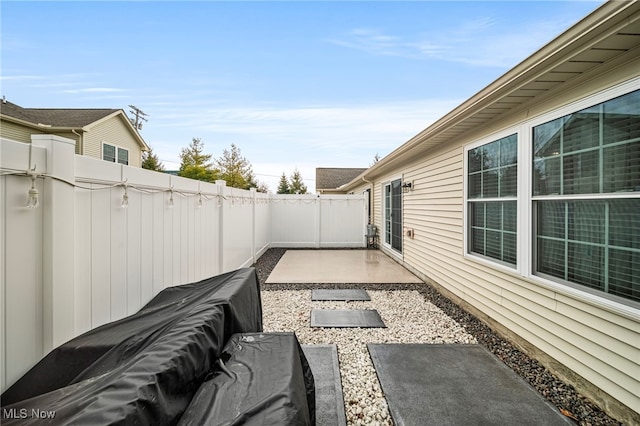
[128,105,148,130]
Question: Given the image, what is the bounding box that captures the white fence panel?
[74,159,234,331]
[89,183,113,328]
[74,181,92,336]
[1,136,369,392]
[319,195,367,247]
[270,194,319,247]
[255,192,271,259]
[271,194,367,248]
[1,139,48,390]
[1,173,44,389]
[222,185,255,272]
[151,191,167,297]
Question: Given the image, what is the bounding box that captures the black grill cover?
[178,332,315,426]
[1,268,262,424]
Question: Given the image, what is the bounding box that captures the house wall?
[355,181,383,233]
[369,169,404,254]
[84,117,142,167]
[55,131,81,154]
[349,182,373,221]
[0,121,33,143]
[0,120,82,154]
[373,65,639,420]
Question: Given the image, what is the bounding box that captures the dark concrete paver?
[368,344,573,426]
[312,289,371,301]
[311,309,385,328]
[302,345,347,426]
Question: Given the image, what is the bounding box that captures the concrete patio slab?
[312,289,371,301]
[265,250,422,284]
[368,344,573,426]
[311,309,386,328]
[302,345,347,426]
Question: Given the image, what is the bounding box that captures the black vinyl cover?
[178,332,315,426]
[1,268,262,425]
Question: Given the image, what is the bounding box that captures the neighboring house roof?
[340,1,640,191]
[1,101,118,127]
[316,167,368,192]
[0,100,150,151]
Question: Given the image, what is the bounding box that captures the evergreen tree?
[178,137,217,182]
[216,143,255,190]
[255,182,270,193]
[245,170,259,189]
[141,147,165,172]
[289,169,308,194]
[277,172,290,194]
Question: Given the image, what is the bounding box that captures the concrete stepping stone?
[312,289,371,301]
[310,309,385,328]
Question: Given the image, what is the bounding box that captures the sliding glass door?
[384,179,402,253]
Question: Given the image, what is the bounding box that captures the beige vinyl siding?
[404,147,463,247]
[84,118,142,167]
[396,142,639,412]
[54,132,80,154]
[0,121,81,153]
[371,72,640,417]
[0,121,34,143]
[347,182,370,210]
[348,183,369,195]
[371,170,402,251]
[371,181,383,236]
[346,182,365,199]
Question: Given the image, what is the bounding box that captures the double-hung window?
[464,85,638,306]
[467,134,518,266]
[103,143,129,165]
[532,89,639,303]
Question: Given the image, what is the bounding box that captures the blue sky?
[1,1,603,192]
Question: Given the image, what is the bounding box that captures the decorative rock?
[257,249,622,426]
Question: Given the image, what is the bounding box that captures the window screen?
[467,134,518,266]
[103,144,116,162]
[533,89,640,303]
[118,147,129,165]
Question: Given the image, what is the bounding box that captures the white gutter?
[362,176,374,224]
[71,129,82,155]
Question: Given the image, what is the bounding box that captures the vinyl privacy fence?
[0,135,367,390]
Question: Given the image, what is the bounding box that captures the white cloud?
[430,17,579,68]
[147,98,462,193]
[155,99,459,155]
[0,75,44,81]
[328,28,445,59]
[329,15,580,68]
[62,87,126,94]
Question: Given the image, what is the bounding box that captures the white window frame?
[463,127,522,275]
[102,142,129,165]
[523,79,640,310]
[460,78,640,314]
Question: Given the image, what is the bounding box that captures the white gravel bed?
[261,289,477,426]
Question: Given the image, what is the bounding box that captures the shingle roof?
[316,168,367,191]
[0,100,119,128]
